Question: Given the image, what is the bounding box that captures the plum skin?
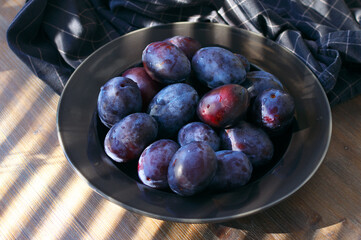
[147,83,199,138]
[164,36,201,60]
[104,113,158,163]
[138,139,180,189]
[252,88,295,135]
[192,46,247,88]
[177,122,220,151]
[167,141,217,196]
[197,84,250,128]
[122,67,162,108]
[234,53,251,72]
[97,76,142,128]
[209,150,253,192]
[242,70,284,99]
[142,41,191,84]
[220,121,274,168]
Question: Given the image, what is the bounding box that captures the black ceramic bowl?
[57,22,331,223]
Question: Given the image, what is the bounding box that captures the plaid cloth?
[6,0,361,106]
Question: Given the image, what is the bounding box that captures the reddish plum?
[122,67,162,108]
[164,36,201,60]
[197,84,250,128]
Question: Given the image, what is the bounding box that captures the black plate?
[57,22,331,223]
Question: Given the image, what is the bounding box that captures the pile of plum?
[97,36,295,197]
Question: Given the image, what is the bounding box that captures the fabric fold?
[7,0,361,105]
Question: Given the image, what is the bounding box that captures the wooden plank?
[0,1,361,239]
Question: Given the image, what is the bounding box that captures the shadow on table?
[216,183,348,239]
[147,170,350,239]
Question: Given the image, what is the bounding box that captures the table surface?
[1,2,361,240]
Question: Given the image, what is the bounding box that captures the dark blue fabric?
[7,0,361,105]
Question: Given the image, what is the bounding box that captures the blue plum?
[178,122,220,151]
[142,41,191,84]
[97,76,142,128]
[251,88,295,135]
[168,141,217,196]
[192,47,247,88]
[242,71,284,99]
[209,150,253,192]
[138,139,180,189]
[197,84,250,128]
[104,113,158,163]
[220,121,274,167]
[234,53,251,72]
[147,83,199,138]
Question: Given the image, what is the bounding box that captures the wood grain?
[0,1,360,239]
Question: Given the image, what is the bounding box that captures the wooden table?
[1,2,360,239]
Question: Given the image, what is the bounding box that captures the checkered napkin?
[6,0,361,106]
